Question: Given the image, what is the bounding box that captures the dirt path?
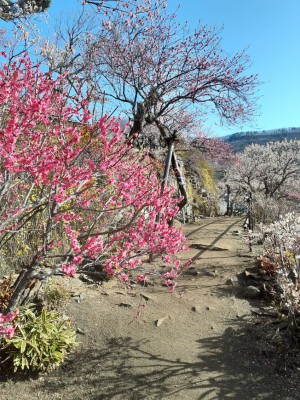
[1,217,299,400]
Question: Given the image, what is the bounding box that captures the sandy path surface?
[1,217,299,400]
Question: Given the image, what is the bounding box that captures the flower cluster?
[0,310,18,339]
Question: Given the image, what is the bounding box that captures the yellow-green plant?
[199,160,217,195]
[2,306,77,372]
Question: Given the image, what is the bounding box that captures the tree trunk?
[128,102,145,146]
[247,191,254,231]
[225,184,232,216]
[4,265,45,314]
[154,137,174,228]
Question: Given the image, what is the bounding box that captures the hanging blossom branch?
[0,310,19,339]
[83,0,166,15]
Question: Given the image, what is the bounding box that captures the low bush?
[1,306,77,372]
[261,212,300,309]
[42,278,71,311]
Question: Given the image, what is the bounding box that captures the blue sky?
[2,0,300,137]
[167,0,300,136]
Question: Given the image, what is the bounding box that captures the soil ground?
[1,216,300,400]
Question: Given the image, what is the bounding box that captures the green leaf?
[20,341,26,354]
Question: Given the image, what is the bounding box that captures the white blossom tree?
[224,139,300,222]
[0,0,50,21]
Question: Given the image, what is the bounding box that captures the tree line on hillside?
[224,128,300,152]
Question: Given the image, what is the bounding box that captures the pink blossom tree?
[0,54,187,314]
[43,0,258,137]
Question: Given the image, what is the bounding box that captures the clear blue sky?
[167,0,300,136]
[2,0,300,137]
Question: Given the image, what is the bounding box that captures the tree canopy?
[226,140,300,199]
[0,0,51,21]
[40,2,257,130]
[223,139,300,223]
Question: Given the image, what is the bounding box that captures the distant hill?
[223,127,300,152]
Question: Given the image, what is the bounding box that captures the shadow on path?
[184,217,228,238]
[190,218,244,263]
[35,327,297,400]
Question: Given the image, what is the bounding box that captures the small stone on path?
[243,285,261,299]
[155,316,168,327]
[226,277,238,285]
[118,303,132,308]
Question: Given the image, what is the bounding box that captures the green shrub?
[2,306,77,372]
[42,277,71,311]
